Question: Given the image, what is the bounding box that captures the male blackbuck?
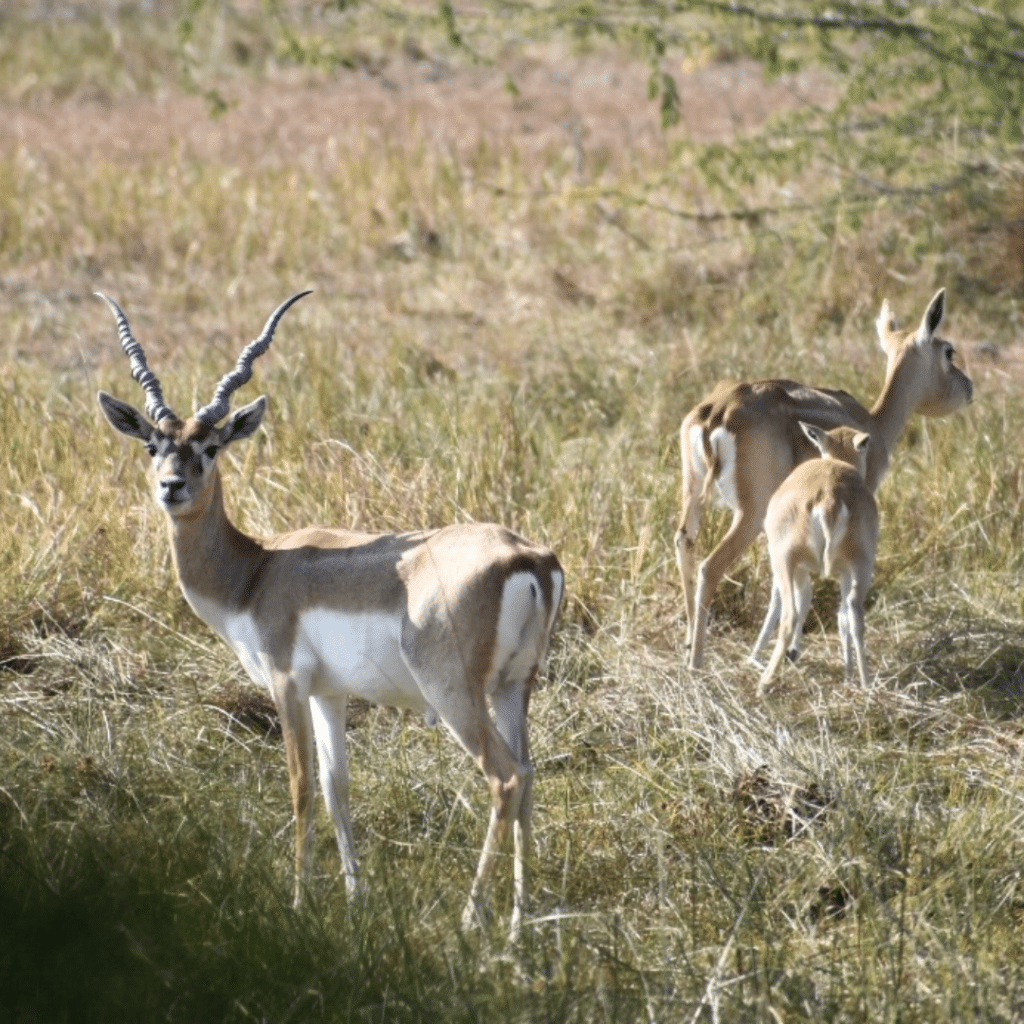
[675,289,973,669]
[751,423,879,694]
[96,291,564,940]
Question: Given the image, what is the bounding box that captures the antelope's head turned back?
[875,288,974,419]
[97,291,311,518]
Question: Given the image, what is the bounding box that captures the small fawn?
[753,422,879,695]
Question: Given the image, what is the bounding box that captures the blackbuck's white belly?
[187,591,426,710]
[296,608,425,709]
[186,566,561,715]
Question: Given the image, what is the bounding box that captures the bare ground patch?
[1,46,823,168]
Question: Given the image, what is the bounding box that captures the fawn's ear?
[799,421,829,455]
[98,391,154,443]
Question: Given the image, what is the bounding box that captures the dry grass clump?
[3,3,1024,1021]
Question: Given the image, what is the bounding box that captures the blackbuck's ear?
[217,395,267,448]
[917,288,946,345]
[98,391,154,443]
[799,421,829,455]
[876,299,896,350]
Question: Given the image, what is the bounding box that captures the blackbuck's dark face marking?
[148,431,218,515]
[98,391,265,518]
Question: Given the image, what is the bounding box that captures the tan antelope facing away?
[676,288,973,670]
[751,423,879,695]
[96,291,564,941]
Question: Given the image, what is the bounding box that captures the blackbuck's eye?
[145,443,158,458]
[204,445,218,460]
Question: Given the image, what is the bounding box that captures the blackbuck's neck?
[165,474,265,617]
[864,362,922,493]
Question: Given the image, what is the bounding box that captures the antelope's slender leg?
[310,693,360,897]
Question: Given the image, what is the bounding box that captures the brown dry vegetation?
[3,2,1024,1022]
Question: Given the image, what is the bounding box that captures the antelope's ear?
[217,395,267,448]
[799,420,829,454]
[917,288,946,344]
[876,299,896,349]
[98,391,154,443]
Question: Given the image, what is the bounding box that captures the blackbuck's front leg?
[310,693,361,898]
[275,672,318,909]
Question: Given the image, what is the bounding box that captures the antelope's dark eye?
[945,346,955,361]
[145,443,158,458]
[204,445,218,460]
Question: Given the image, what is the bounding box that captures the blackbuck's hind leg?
[790,569,814,663]
[491,673,535,940]
[839,570,872,687]
[275,673,318,909]
[692,508,766,670]
[837,577,853,681]
[310,693,361,899]
[757,563,810,696]
[429,681,528,940]
[676,460,705,651]
[849,597,869,688]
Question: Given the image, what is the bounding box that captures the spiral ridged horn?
[194,290,313,425]
[96,292,178,425]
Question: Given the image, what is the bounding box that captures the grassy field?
[2,2,1024,1021]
